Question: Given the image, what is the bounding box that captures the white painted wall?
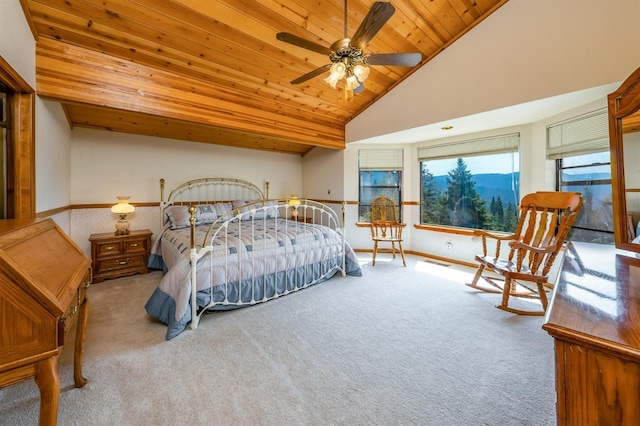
[70,128,302,203]
[0,0,35,87]
[301,147,345,200]
[69,128,303,254]
[35,99,73,227]
[347,0,640,143]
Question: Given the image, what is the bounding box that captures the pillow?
[165,205,192,229]
[232,200,254,220]
[265,200,281,219]
[213,201,233,217]
[195,204,218,225]
[250,200,281,220]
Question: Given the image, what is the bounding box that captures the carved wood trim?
[0,55,36,219]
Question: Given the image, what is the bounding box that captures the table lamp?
[288,196,300,218]
[111,196,135,235]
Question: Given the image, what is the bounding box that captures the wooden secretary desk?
[0,218,92,425]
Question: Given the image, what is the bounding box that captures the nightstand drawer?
[94,254,146,274]
[125,238,147,254]
[95,240,123,256]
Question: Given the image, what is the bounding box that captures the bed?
[144,177,362,339]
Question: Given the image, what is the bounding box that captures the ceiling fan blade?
[354,82,365,94]
[276,32,331,55]
[290,64,331,84]
[350,2,395,50]
[366,52,422,67]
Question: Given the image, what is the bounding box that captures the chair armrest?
[473,229,515,241]
[474,230,516,257]
[508,241,558,255]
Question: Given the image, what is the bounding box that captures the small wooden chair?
[465,191,583,315]
[370,196,406,267]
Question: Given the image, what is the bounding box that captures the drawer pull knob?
[105,246,115,251]
[116,258,130,265]
[130,243,139,247]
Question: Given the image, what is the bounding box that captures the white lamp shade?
[288,196,301,207]
[111,196,135,215]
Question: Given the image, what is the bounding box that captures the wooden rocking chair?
[465,191,583,315]
[370,196,406,267]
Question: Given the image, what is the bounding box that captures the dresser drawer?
[95,240,123,257]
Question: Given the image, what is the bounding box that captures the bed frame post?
[188,206,197,249]
[188,205,199,330]
[160,178,165,202]
[342,201,347,276]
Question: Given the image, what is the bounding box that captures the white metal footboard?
[188,199,347,330]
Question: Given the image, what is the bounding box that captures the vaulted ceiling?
[20,0,508,155]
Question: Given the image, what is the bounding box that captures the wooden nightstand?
[293,215,313,223]
[89,229,152,283]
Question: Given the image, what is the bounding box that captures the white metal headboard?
[160,177,267,206]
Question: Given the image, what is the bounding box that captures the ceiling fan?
[276,1,422,94]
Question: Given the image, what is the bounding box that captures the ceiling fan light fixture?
[353,64,370,82]
[325,62,347,88]
[345,75,360,91]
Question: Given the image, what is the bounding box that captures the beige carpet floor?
[0,254,555,425]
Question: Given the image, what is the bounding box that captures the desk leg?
[74,296,89,388]
[34,356,60,426]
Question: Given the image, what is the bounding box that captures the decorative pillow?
[265,200,281,219]
[213,201,233,217]
[195,204,218,225]
[165,205,192,229]
[232,200,254,220]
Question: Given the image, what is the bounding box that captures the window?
[548,109,613,244]
[358,149,402,222]
[419,133,520,231]
[556,152,613,244]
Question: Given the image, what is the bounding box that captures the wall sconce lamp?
[288,196,301,218]
[111,196,135,235]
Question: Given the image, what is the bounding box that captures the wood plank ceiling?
[20,0,509,155]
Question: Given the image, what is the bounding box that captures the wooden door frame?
[0,55,35,219]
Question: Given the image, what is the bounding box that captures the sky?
[424,152,520,176]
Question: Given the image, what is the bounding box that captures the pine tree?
[444,158,490,229]
[420,164,441,223]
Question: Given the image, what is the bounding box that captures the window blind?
[358,149,404,171]
[547,108,609,159]
[417,133,519,162]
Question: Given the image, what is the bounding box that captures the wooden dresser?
[0,218,92,426]
[543,241,640,425]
